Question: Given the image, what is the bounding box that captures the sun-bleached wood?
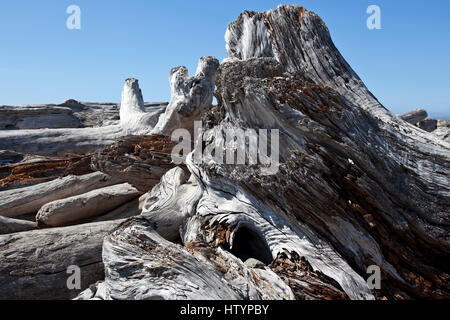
[0,220,124,300]
[36,183,142,228]
[0,172,119,218]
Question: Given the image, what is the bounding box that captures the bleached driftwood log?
[0,80,159,156]
[398,109,428,124]
[0,105,82,130]
[0,216,37,235]
[86,5,449,301]
[152,56,219,135]
[418,118,438,132]
[0,220,123,300]
[36,183,142,228]
[0,172,119,218]
[0,125,124,156]
[92,193,147,223]
[91,135,178,192]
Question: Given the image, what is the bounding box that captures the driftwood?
[1,5,449,301]
[36,183,142,228]
[140,167,202,242]
[0,172,119,218]
[0,125,124,156]
[398,109,428,124]
[0,220,123,300]
[77,217,295,300]
[0,57,213,157]
[92,193,146,223]
[0,154,93,191]
[151,56,219,136]
[0,100,168,130]
[119,79,165,135]
[0,216,37,235]
[83,5,449,301]
[91,135,178,192]
[418,119,438,132]
[0,105,82,130]
[0,150,24,166]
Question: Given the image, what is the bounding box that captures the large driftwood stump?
[1,5,448,301]
[80,5,449,301]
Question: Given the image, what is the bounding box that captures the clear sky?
[0,0,449,118]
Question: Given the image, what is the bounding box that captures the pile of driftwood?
[0,5,448,300]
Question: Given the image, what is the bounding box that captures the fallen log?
[0,125,124,156]
[36,183,142,228]
[0,105,82,130]
[0,172,119,218]
[0,219,123,300]
[0,216,37,235]
[398,109,428,124]
[418,118,438,132]
[77,217,295,300]
[92,193,147,223]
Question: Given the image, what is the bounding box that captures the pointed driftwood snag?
[120,78,165,135]
[152,56,220,136]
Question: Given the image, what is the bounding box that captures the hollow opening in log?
[229,226,273,265]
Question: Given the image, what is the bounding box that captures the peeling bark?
[91,135,178,192]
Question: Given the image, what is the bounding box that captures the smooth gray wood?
[0,172,119,218]
[0,216,37,235]
[0,220,123,300]
[36,183,142,228]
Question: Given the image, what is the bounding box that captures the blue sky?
[0,0,449,117]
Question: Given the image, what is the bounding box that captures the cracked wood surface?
[0,220,123,300]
